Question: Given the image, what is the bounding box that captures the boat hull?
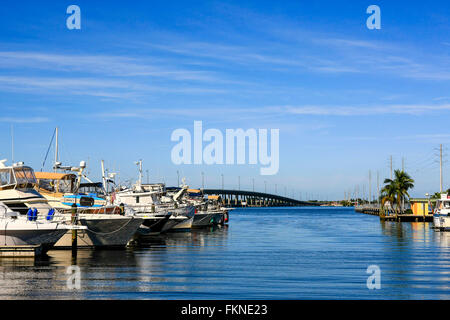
[53,216,143,248]
[167,216,194,232]
[433,214,441,229]
[0,222,68,253]
[435,214,450,231]
[135,215,172,238]
[192,212,223,228]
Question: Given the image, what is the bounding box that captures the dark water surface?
[1,207,450,299]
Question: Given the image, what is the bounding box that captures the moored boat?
[433,194,450,231]
[0,201,85,253]
[0,160,141,249]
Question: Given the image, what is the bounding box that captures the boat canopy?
[35,172,77,181]
[0,166,37,189]
[35,172,77,194]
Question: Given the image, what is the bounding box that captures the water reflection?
[133,225,229,248]
[0,226,229,299]
[3,209,450,299]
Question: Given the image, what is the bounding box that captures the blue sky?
[1,0,450,200]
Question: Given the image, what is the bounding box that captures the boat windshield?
[39,178,73,193]
[0,169,14,187]
[444,201,450,209]
[13,167,37,187]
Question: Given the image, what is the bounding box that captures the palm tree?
[431,192,442,200]
[380,181,397,213]
[393,170,414,213]
[381,170,414,214]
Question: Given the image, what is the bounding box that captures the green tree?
[380,180,397,212]
[381,170,415,214]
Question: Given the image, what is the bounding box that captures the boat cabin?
[35,172,106,208]
[436,194,450,212]
[35,172,77,196]
[0,165,37,191]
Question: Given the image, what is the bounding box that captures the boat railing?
[126,204,172,215]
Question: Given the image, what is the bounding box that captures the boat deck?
[0,245,42,257]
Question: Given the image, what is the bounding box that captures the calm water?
[1,207,450,299]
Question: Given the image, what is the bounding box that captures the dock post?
[71,203,78,257]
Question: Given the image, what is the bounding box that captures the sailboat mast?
[139,160,143,186]
[54,127,59,172]
[101,160,108,194]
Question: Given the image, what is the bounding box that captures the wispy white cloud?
[0,51,217,81]
[272,104,450,116]
[0,75,228,99]
[0,117,49,123]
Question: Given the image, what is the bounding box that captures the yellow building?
[409,198,435,215]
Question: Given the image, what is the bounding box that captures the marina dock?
[0,245,42,257]
[355,206,433,222]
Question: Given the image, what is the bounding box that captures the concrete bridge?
[202,189,319,207]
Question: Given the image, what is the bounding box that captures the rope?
[40,128,56,172]
[80,216,136,235]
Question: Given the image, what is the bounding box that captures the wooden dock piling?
[71,203,78,256]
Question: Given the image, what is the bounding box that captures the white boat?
[433,194,450,231]
[113,184,176,234]
[0,201,85,252]
[183,192,230,228]
[51,210,144,248]
[161,205,195,232]
[0,160,142,248]
[111,161,193,233]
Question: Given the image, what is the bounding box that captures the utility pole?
[369,170,372,205]
[177,170,180,187]
[440,144,443,193]
[221,174,224,190]
[238,176,240,191]
[377,171,380,205]
[252,178,255,192]
[146,169,149,184]
[390,155,393,180]
[201,172,204,189]
[402,157,405,171]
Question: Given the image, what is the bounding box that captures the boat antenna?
[10,124,14,163]
[41,127,57,172]
[135,160,143,186]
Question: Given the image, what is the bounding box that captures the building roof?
[410,198,437,203]
[34,172,77,180]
